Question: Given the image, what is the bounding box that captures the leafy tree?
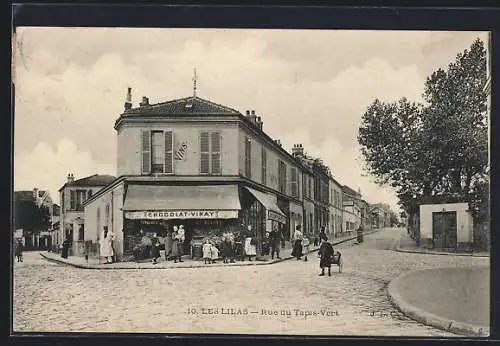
[14,199,51,232]
[358,38,488,222]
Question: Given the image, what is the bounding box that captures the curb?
[39,230,379,270]
[394,246,489,258]
[387,267,490,337]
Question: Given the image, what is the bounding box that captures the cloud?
[14,139,116,205]
[13,28,488,214]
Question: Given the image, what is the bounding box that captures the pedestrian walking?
[202,240,212,264]
[244,236,257,261]
[269,226,282,260]
[151,233,161,264]
[165,226,173,260]
[61,238,70,259]
[291,225,303,260]
[15,239,23,262]
[319,227,328,242]
[318,238,335,276]
[302,236,310,262]
[100,226,115,264]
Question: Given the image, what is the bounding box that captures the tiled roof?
[59,174,116,191]
[123,96,241,116]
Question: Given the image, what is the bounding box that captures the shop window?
[245,137,252,178]
[70,190,76,210]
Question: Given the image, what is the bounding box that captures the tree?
[358,38,489,222]
[14,199,51,232]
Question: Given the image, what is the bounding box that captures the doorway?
[432,211,457,249]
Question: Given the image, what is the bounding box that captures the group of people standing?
[202,230,258,264]
[164,225,185,263]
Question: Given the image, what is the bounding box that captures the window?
[87,190,93,200]
[141,130,173,174]
[261,148,267,185]
[78,224,84,241]
[200,132,221,175]
[278,160,287,193]
[151,131,164,173]
[70,190,76,210]
[76,190,87,210]
[141,130,151,174]
[105,204,110,228]
[96,207,101,234]
[291,167,298,197]
[308,177,312,199]
[245,137,252,178]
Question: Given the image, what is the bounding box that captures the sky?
[13,28,489,213]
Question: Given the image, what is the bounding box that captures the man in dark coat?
[15,239,23,262]
[318,238,336,276]
[221,238,233,263]
[319,227,328,242]
[269,226,282,260]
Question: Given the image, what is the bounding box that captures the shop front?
[241,186,287,256]
[122,184,242,259]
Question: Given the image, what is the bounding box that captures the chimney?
[124,87,132,110]
[257,116,263,130]
[139,96,149,106]
[246,110,250,116]
[33,187,39,199]
[67,173,74,183]
[275,139,282,147]
[292,143,304,157]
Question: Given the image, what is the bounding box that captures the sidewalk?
[395,232,489,258]
[40,229,379,269]
[387,266,490,337]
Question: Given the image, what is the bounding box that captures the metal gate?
[432,211,457,249]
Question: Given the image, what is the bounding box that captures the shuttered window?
[291,167,298,197]
[164,130,173,174]
[245,137,252,178]
[261,148,267,185]
[151,131,164,173]
[211,132,221,175]
[278,160,286,193]
[141,130,151,174]
[70,190,76,210]
[200,132,210,174]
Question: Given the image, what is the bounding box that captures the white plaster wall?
[419,203,473,243]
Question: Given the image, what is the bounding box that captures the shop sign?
[268,210,286,224]
[174,141,189,160]
[125,210,239,220]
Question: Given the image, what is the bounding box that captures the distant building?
[342,185,362,232]
[58,173,116,256]
[329,176,343,237]
[14,188,54,250]
[370,203,391,228]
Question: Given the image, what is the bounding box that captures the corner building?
[84,93,304,260]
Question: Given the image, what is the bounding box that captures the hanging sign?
[268,210,286,224]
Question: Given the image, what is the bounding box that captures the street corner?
[387,267,490,337]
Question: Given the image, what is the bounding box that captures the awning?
[123,185,241,220]
[243,186,287,224]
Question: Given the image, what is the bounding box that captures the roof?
[59,174,116,191]
[121,96,241,117]
[342,185,361,198]
[15,191,35,202]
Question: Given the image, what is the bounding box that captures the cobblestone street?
[13,228,489,336]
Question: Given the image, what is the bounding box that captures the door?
[432,211,457,249]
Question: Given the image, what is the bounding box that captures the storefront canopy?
[123,185,241,220]
[243,186,287,224]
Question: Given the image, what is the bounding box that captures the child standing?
[302,236,310,262]
[210,243,219,264]
[202,240,212,264]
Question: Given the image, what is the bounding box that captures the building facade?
[329,177,343,238]
[84,92,305,260]
[370,203,391,228]
[59,173,116,256]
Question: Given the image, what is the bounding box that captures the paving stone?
[13,229,488,336]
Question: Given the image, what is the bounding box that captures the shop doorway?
[432,211,457,249]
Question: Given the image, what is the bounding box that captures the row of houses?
[16,90,395,257]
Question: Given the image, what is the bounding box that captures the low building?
[419,202,473,250]
[370,203,391,228]
[58,173,116,256]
